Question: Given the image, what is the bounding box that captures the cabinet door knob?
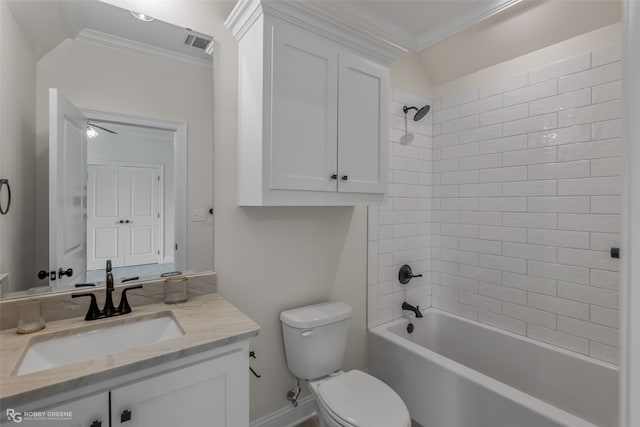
[119,220,125,224]
[121,409,132,423]
[90,420,102,427]
[330,174,338,180]
[341,175,348,181]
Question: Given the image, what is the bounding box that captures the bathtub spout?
[402,301,423,318]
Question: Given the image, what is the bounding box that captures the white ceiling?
[308,0,522,52]
[7,0,213,68]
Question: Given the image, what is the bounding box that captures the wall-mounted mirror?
[0,0,214,299]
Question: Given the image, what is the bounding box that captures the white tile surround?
[368,90,432,328]
[368,44,622,365]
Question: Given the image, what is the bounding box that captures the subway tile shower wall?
[367,44,621,365]
[430,45,621,365]
[368,90,432,328]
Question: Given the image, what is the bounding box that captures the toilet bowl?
[280,302,411,427]
[309,370,411,427]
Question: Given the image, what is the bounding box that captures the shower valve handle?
[399,264,422,285]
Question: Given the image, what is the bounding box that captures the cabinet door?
[337,53,389,194]
[0,392,108,427]
[110,350,248,427]
[270,21,338,192]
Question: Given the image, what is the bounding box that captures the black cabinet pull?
[330,174,338,180]
[90,420,102,427]
[119,220,124,224]
[611,247,620,259]
[341,175,348,180]
[37,270,49,280]
[121,409,132,423]
[125,220,130,224]
[58,268,73,278]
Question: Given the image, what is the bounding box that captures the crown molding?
[76,29,213,70]
[225,0,407,65]
[292,0,522,53]
[309,1,421,52]
[224,0,264,41]
[415,0,523,51]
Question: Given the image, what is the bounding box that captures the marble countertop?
[0,293,260,408]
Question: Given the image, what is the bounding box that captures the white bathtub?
[369,309,618,427]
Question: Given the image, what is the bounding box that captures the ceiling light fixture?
[130,11,155,22]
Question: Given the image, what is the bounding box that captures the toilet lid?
[317,370,410,427]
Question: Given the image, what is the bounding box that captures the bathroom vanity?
[0,293,260,427]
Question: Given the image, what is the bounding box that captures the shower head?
[403,104,431,121]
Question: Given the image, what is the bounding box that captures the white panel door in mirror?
[87,165,160,269]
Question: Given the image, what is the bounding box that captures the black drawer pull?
[90,420,102,427]
[341,175,348,180]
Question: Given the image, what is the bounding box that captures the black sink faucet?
[71,259,143,321]
[103,260,116,316]
[402,301,423,318]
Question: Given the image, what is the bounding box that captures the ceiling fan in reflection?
[86,121,118,139]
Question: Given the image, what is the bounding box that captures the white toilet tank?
[281,301,352,380]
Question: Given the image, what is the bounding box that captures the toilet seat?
[312,370,411,427]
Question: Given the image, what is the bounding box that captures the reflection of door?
[49,89,87,288]
[87,165,161,270]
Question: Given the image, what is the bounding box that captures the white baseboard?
[251,395,318,427]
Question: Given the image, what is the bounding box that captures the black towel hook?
[0,179,10,215]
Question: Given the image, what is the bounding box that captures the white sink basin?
[16,314,184,376]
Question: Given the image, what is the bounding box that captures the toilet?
[281,301,411,427]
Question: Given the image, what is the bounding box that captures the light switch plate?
[192,209,205,222]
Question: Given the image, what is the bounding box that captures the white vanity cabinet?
[2,342,249,427]
[5,393,108,427]
[110,347,247,426]
[226,1,403,206]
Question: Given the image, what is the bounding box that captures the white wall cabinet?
[227,1,402,206]
[1,343,249,427]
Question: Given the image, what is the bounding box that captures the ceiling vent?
[183,29,213,55]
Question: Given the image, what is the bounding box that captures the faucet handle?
[398,264,423,285]
[117,285,143,314]
[72,293,102,321]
